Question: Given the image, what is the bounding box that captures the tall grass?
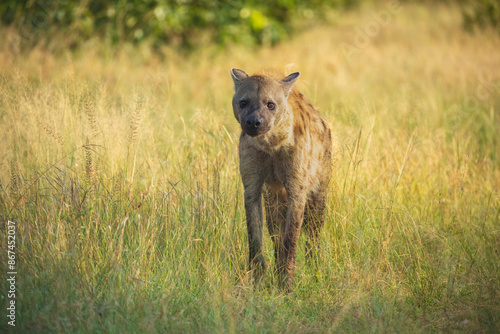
[1,3,499,332]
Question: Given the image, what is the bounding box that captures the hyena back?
[231,68,333,289]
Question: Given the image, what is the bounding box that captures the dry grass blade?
[113,168,125,204]
[38,119,65,146]
[84,92,100,137]
[84,137,95,192]
[127,97,143,146]
[9,159,20,199]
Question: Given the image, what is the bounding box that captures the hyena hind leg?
[303,193,327,267]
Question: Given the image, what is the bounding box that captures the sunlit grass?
[1,3,499,332]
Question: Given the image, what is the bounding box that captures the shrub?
[463,0,500,34]
[1,0,357,51]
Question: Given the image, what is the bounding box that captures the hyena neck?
[249,106,294,154]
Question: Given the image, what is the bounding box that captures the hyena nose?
[245,115,263,128]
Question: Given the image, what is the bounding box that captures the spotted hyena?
[230,68,333,289]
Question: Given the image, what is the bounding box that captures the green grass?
[1,3,500,333]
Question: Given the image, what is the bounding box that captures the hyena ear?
[231,68,249,90]
[280,72,300,96]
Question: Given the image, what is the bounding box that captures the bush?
[463,0,500,34]
[1,0,357,51]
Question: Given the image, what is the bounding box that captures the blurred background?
[1,0,499,53]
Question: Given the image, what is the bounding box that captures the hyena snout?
[242,114,269,137]
[245,115,263,128]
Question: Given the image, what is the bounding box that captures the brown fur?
[231,68,333,289]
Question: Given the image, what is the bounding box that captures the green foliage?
[463,0,500,33]
[0,0,354,50]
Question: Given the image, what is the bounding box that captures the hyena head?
[231,68,300,137]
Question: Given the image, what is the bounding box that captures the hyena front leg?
[243,178,267,282]
[278,190,307,290]
[264,187,287,275]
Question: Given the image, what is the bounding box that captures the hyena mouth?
[243,125,270,137]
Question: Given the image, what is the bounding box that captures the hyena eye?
[267,102,275,110]
[239,101,248,108]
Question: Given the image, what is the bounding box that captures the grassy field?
[1,2,499,333]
